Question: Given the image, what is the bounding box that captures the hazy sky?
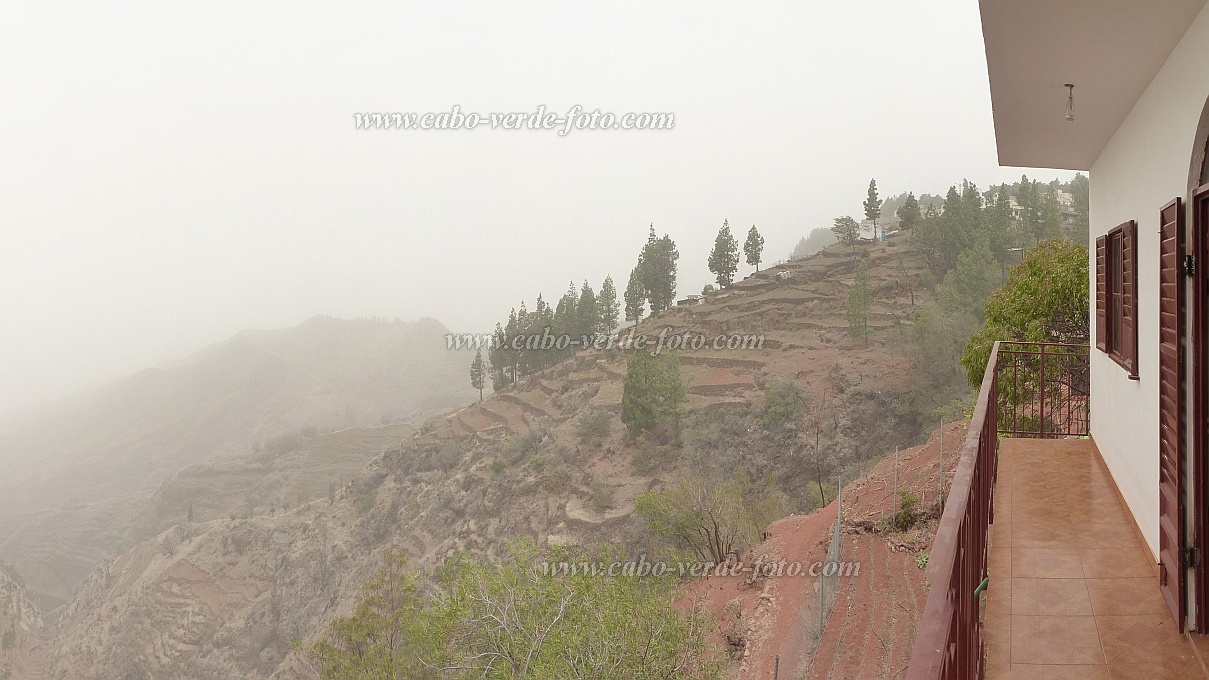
[0,1,1075,415]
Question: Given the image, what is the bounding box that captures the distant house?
[857,219,885,242]
[676,294,703,306]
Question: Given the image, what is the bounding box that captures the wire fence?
[780,481,844,679]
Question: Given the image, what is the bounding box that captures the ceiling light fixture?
[1065,84,1075,122]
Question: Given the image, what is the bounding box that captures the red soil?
[685,421,967,679]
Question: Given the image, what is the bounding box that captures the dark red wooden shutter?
[1122,220,1139,377]
[1096,235,1107,351]
[1158,198,1185,629]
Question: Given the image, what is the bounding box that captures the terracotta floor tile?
[986,614,1011,667]
[1079,548,1155,579]
[1007,664,1112,680]
[1012,578,1093,616]
[1097,614,1197,666]
[1011,615,1104,665]
[1107,662,1208,679]
[1086,578,1171,616]
[1014,522,1079,549]
[1076,523,1143,549]
[1012,548,1083,578]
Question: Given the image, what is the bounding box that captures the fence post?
[938,418,944,504]
[893,446,899,516]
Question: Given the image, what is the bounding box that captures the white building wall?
[1089,1,1209,559]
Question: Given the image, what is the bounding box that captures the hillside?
[33,236,946,679]
[0,316,475,612]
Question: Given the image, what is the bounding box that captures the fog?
[0,0,1073,416]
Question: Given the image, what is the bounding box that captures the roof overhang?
[980,0,1207,171]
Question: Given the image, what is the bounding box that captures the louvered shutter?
[1122,220,1138,377]
[1096,235,1107,351]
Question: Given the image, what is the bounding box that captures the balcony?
[906,342,1209,679]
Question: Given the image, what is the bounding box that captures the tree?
[1070,173,1090,247]
[847,262,872,343]
[896,192,920,229]
[863,178,882,225]
[470,348,486,401]
[624,265,645,323]
[620,349,687,437]
[701,284,716,296]
[576,280,598,340]
[961,237,1089,386]
[762,376,806,431]
[597,275,620,333]
[938,242,999,321]
[744,225,765,271]
[707,220,740,288]
[832,216,860,251]
[639,226,680,313]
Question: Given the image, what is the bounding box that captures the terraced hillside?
[0,316,475,612]
[36,237,943,679]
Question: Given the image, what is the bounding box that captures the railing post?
[1039,343,1046,437]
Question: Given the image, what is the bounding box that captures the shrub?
[590,481,616,510]
[762,376,806,431]
[577,409,612,446]
[490,459,507,476]
[621,350,687,439]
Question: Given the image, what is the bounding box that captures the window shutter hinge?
[1185,255,1196,277]
[1189,546,1198,568]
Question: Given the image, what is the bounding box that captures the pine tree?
[847,262,872,343]
[863,179,882,225]
[895,192,920,229]
[639,226,679,314]
[597,276,620,333]
[707,220,740,287]
[470,349,486,401]
[743,225,764,271]
[624,265,645,323]
[576,280,598,341]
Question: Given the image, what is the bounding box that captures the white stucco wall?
[1089,1,1209,559]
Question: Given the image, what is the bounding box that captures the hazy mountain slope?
[42,237,939,679]
[0,316,475,611]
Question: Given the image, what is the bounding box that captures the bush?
[762,376,806,431]
[490,459,507,476]
[591,481,616,510]
[309,543,725,679]
[577,409,612,446]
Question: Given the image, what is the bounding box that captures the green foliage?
[0,628,13,651]
[1016,174,1062,245]
[832,216,860,250]
[863,178,882,223]
[847,262,873,341]
[1070,173,1090,246]
[311,542,724,679]
[629,225,681,315]
[701,283,716,296]
[961,238,1089,386]
[744,225,765,271]
[938,242,999,321]
[910,183,985,277]
[490,459,507,476]
[470,349,486,401]
[576,409,612,447]
[597,275,620,333]
[881,489,921,533]
[620,350,687,438]
[708,219,740,288]
[896,192,920,229]
[576,280,599,340]
[807,481,838,510]
[637,473,789,564]
[762,376,806,431]
[631,443,674,475]
[590,481,616,510]
[624,265,645,323]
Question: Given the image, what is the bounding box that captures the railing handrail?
[906,341,1002,680]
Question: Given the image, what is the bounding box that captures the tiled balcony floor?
[985,438,1208,679]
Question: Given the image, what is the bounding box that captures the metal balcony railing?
[905,341,1089,680]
